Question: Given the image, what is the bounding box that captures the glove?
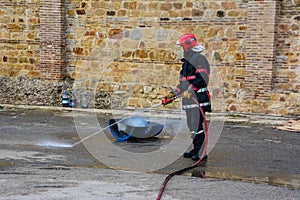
[183,86,195,99]
[162,91,176,105]
[183,90,192,99]
[166,91,176,99]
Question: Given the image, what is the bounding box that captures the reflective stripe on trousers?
[190,130,204,134]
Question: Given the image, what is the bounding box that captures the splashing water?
[36,141,73,148]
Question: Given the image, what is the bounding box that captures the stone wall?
[0,0,40,78]
[0,0,299,116]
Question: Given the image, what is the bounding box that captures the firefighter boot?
[192,154,208,161]
[191,133,206,161]
[183,149,197,158]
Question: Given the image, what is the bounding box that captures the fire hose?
[156,95,209,200]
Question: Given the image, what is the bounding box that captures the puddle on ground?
[190,168,300,189]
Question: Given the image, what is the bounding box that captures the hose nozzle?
[161,94,183,106]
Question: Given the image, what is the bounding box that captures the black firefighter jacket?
[175,51,212,112]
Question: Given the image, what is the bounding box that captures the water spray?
[35,117,133,148]
[35,96,180,149]
[71,116,130,147]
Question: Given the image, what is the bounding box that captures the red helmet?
[176,33,198,51]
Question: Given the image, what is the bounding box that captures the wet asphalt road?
[0,108,299,199]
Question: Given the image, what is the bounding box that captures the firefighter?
[162,33,211,161]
